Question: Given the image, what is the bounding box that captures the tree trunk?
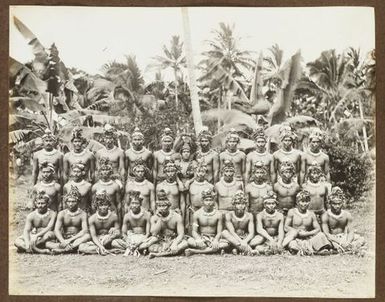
[217,86,222,132]
[181,7,202,134]
[174,69,179,109]
[358,98,369,152]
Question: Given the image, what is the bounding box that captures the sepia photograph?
[8,5,375,297]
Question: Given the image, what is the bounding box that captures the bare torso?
[246,182,272,214]
[189,181,214,210]
[215,180,243,211]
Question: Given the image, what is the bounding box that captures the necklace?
[133,179,146,186]
[105,146,117,153]
[160,211,173,222]
[43,149,57,156]
[308,149,321,157]
[263,209,277,218]
[278,178,295,189]
[193,180,208,186]
[72,149,86,157]
[222,179,236,187]
[203,208,216,216]
[199,149,211,157]
[131,147,145,155]
[328,209,343,219]
[67,208,81,217]
[100,179,113,186]
[40,180,55,187]
[35,209,50,218]
[226,150,239,156]
[160,150,173,156]
[306,180,321,187]
[72,179,86,186]
[165,180,177,185]
[255,150,267,156]
[97,210,111,221]
[233,211,246,221]
[130,209,144,219]
[252,182,267,188]
[295,208,308,218]
[280,148,294,155]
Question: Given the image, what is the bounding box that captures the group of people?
[14,123,366,257]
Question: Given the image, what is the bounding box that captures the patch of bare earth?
[8,178,375,297]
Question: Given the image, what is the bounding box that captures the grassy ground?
[8,175,375,297]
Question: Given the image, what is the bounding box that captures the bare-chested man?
[63,127,95,183]
[302,162,331,218]
[195,127,219,184]
[92,158,122,221]
[219,129,246,185]
[245,161,273,215]
[215,160,243,211]
[153,128,178,186]
[156,158,185,220]
[63,162,92,213]
[125,127,153,181]
[282,190,331,255]
[111,191,151,256]
[95,124,125,189]
[246,128,275,184]
[78,190,121,255]
[273,161,300,215]
[124,158,155,213]
[46,186,91,253]
[321,187,366,253]
[143,190,188,258]
[32,129,63,185]
[32,162,61,211]
[301,128,330,184]
[14,190,56,254]
[185,188,229,256]
[250,191,285,255]
[273,125,302,183]
[221,191,255,255]
[177,143,197,192]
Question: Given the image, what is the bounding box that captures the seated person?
[282,190,331,255]
[185,188,229,256]
[321,187,366,254]
[221,191,255,255]
[111,191,151,256]
[78,190,121,255]
[143,190,188,258]
[46,186,91,254]
[14,190,56,254]
[250,191,285,255]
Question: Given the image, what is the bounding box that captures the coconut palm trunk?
[358,98,369,152]
[181,7,202,134]
[174,69,179,109]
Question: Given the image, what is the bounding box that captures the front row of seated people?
[15,182,365,257]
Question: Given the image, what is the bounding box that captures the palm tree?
[149,35,186,108]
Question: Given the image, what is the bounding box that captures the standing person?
[125,127,153,181]
[111,191,151,256]
[273,125,302,183]
[301,129,330,184]
[32,129,63,185]
[219,129,246,185]
[124,159,155,213]
[273,161,300,215]
[282,190,331,255]
[63,162,92,213]
[144,190,188,258]
[177,143,197,192]
[95,124,125,189]
[153,128,178,186]
[186,159,214,230]
[250,191,285,255]
[195,127,219,184]
[92,158,122,222]
[156,159,185,220]
[185,188,229,256]
[46,186,91,254]
[245,161,273,215]
[14,190,56,254]
[302,162,331,219]
[78,190,121,255]
[321,187,366,253]
[32,162,61,212]
[215,160,243,212]
[245,128,275,184]
[63,127,95,183]
[221,191,255,255]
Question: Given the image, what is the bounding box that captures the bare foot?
[149,253,156,259]
[184,249,193,257]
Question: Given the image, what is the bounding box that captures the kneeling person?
[221,190,255,255]
[321,187,366,254]
[282,190,331,255]
[185,189,229,256]
[145,190,188,258]
[14,190,56,254]
[250,191,284,255]
[111,191,151,256]
[78,190,121,255]
[46,186,90,253]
